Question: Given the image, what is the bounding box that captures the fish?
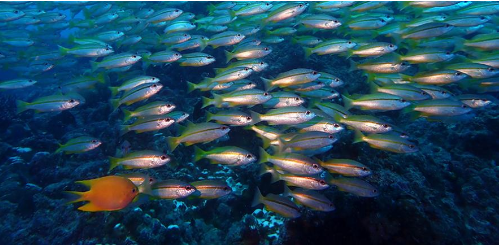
[0,78,37,90]
[327,177,379,197]
[342,93,411,111]
[259,147,322,175]
[201,67,253,84]
[292,117,344,134]
[16,94,80,114]
[261,68,321,90]
[202,89,272,108]
[457,94,495,108]
[58,44,114,57]
[178,52,215,66]
[333,114,393,133]
[251,106,315,125]
[147,8,183,23]
[262,165,329,190]
[206,109,253,126]
[122,101,176,122]
[251,187,301,218]
[224,45,272,62]
[167,122,230,151]
[190,180,232,199]
[110,76,160,96]
[65,176,139,212]
[315,159,371,177]
[298,14,341,29]
[353,130,418,153]
[277,131,337,152]
[304,39,356,58]
[59,73,106,94]
[283,186,335,212]
[150,179,196,199]
[109,150,170,171]
[262,92,304,108]
[264,2,308,23]
[194,146,256,166]
[370,82,430,101]
[207,31,245,48]
[110,83,163,109]
[55,136,101,154]
[403,99,472,118]
[90,52,141,71]
[118,173,156,195]
[119,115,175,136]
[166,111,190,123]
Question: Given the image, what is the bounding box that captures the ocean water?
[0,1,498,245]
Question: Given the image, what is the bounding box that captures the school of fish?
[1,1,498,217]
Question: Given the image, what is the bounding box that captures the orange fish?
[66,175,139,212]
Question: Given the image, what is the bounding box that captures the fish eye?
[328,135,334,139]
[380,19,385,23]
[175,53,180,56]
[481,16,486,20]
[382,124,389,128]
[335,78,340,82]
[152,84,157,88]
[445,24,450,27]
[409,144,415,149]
[14,10,19,14]
[264,47,269,51]
[445,51,450,55]
[185,186,192,191]
[487,67,494,71]
[299,4,303,7]
[244,67,250,71]
[236,34,241,37]
[92,140,97,143]
[305,110,311,115]
[69,99,75,103]
[207,56,214,59]
[421,91,427,95]
[149,178,154,182]
[362,167,368,171]
[333,20,338,23]
[260,62,264,65]
[317,82,323,85]
[165,118,171,122]
[220,126,228,130]
[401,133,408,138]
[160,155,167,160]
[132,55,137,58]
[312,164,319,169]
[294,97,300,101]
[455,72,462,76]
[223,186,230,191]
[441,91,447,94]
[59,13,63,16]
[246,116,252,121]
[29,80,33,82]
[461,104,468,108]
[263,92,269,96]
[389,44,394,48]
[329,203,334,207]
[312,71,318,75]
[348,41,352,44]
[166,104,173,108]
[266,3,270,6]
[333,123,340,128]
[400,99,407,103]
[44,63,48,65]
[319,180,326,185]
[246,154,252,158]
[373,189,377,193]
[106,48,109,50]
[175,9,179,12]
[184,34,188,37]
[132,188,136,193]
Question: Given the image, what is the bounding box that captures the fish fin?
[207,3,216,15]
[352,130,365,144]
[89,60,99,73]
[95,72,106,84]
[259,164,273,176]
[261,137,271,149]
[341,94,354,111]
[348,59,358,72]
[391,33,403,46]
[64,191,87,204]
[282,185,293,197]
[110,99,120,111]
[224,50,233,63]
[121,108,133,122]
[303,47,313,59]
[166,136,180,152]
[82,7,91,19]
[58,45,69,56]
[119,124,129,137]
[402,104,421,121]
[251,187,264,207]
[186,81,197,93]
[193,146,205,162]
[260,77,274,92]
[75,179,93,188]
[275,137,285,153]
[345,49,354,59]
[16,100,29,114]
[205,111,214,122]
[109,87,119,97]
[269,168,281,183]
[108,156,120,172]
[453,37,465,52]
[201,96,212,109]
[258,147,270,164]
[369,81,380,93]
[77,202,102,212]
[249,110,262,124]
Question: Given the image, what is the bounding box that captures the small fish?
[119,115,174,136]
[370,83,430,101]
[16,94,80,114]
[150,180,196,199]
[251,106,315,125]
[122,101,175,122]
[65,176,139,212]
[194,146,256,166]
[263,92,304,108]
[58,44,114,57]
[259,147,322,175]
[206,110,253,126]
[327,177,379,197]
[316,159,371,177]
[207,31,245,48]
[0,79,36,90]
[163,20,196,33]
[291,36,323,46]
[90,52,141,71]
[161,32,191,45]
[292,117,344,134]
[283,186,335,212]
[278,131,337,152]
[190,180,232,199]
[142,50,182,68]
[350,55,410,74]
[147,8,182,23]
[55,136,101,154]
[353,130,418,153]
[342,93,410,111]
[178,52,215,67]
[400,48,454,64]
[457,94,494,108]
[109,150,170,171]
[202,89,272,108]
[403,70,468,85]
[110,83,163,109]
[202,67,254,84]
[234,2,272,16]
[298,87,339,100]
[404,99,472,118]
[399,23,454,40]
[313,102,351,119]
[110,76,160,96]
[347,42,397,58]
[166,111,190,123]
[411,84,452,99]
[251,187,301,218]
[262,165,329,190]
[187,80,233,92]
[446,63,499,79]
[225,45,272,62]
[215,60,268,73]
[261,68,321,90]
[299,14,341,29]
[167,122,230,151]
[333,114,393,133]
[304,39,356,58]
[59,73,106,94]
[246,125,282,148]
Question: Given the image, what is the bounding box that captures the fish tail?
[303,47,313,59]
[201,96,212,109]
[341,94,354,110]
[16,100,29,114]
[261,137,271,149]
[249,110,262,124]
[207,3,216,15]
[58,45,69,56]
[90,60,99,72]
[348,59,358,72]
[402,104,420,121]
[282,185,292,197]
[345,49,354,59]
[199,39,208,51]
[352,130,365,144]
[64,191,87,204]
[166,136,180,152]
[108,156,121,172]
[205,111,213,122]
[224,50,233,63]
[268,167,281,183]
[453,37,465,52]
[121,108,133,122]
[109,87,119,97]
[82,7,91,19]
[95,72,106,84]
[259,164,273,176]
[119,124,129,137]
[368,81,381,93]
[276,137,285,153]
[110,99,120,111]
[186,81,197,93]
[193,146,205,162]
[54,143,64,154]
[391,32,403,46]
[258,147,270,164]
[260,77,274,91]
[251,187,264,207]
